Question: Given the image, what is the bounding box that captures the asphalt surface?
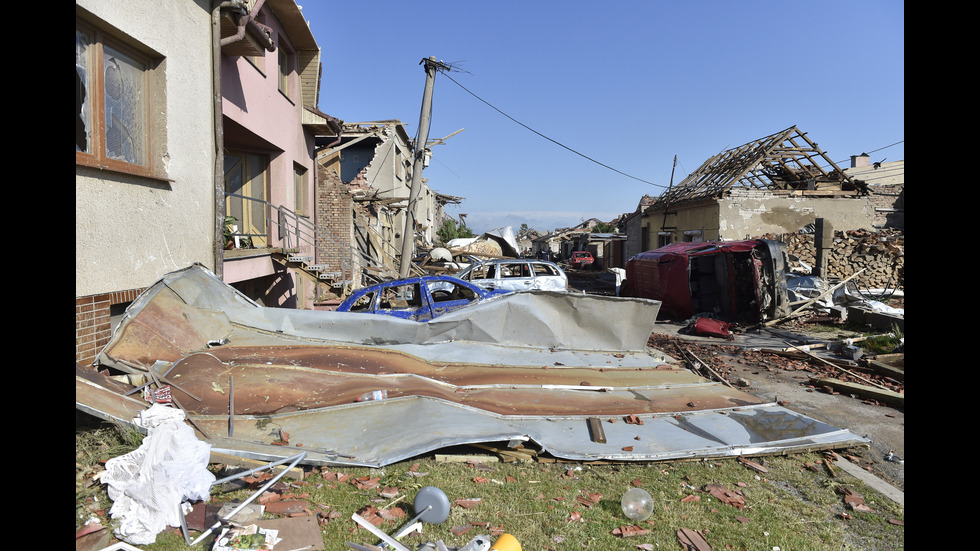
[565,268,905,494]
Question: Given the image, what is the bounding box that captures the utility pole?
[399,57,440,278]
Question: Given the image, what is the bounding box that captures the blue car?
[336,275,511,321]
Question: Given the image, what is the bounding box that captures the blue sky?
[301,1,904,235]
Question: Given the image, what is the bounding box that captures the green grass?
[77,421,903,550]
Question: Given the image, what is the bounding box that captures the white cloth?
[101,404,215,545]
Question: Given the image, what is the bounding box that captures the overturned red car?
[622,239,791,324]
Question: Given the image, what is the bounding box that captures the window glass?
[76,29,92,153]
[224,150,268,247]
[278,45,289,95]
[294,165,308,216]
[103,46,146,165]
[76,19,158,178]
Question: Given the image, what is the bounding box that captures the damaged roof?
[651,126,862,209]
[76,264,868,467]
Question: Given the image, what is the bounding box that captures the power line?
[441,72,665,189]
[831,140,904,168]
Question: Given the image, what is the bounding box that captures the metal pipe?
[180,452,307,546]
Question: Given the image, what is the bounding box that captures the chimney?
[850,153,870,168]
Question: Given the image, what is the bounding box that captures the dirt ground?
[565,268,905,493]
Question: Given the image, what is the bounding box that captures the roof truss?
[653,126,861,208]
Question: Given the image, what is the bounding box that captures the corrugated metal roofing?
[77,264,868,467]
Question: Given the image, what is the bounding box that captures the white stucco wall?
[76,0,216,297]
[717,190,877,239]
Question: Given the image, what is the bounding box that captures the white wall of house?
[76,0,216,297]
[717,190,877,239]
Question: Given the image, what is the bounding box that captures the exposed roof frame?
[651,126,858,208]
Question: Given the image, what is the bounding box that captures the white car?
[455,259,568,292]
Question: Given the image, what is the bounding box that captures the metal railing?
[224,193,394,285]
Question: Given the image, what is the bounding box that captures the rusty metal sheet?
[97,264,664,373]
[77,264,870,467]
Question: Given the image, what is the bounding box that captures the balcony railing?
[224,192,396,285]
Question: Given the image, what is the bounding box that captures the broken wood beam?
[809,376,904,407]
[868,359,904,382]
[782,341,893,392]
[587,417,607,443]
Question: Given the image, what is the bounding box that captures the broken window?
[76,17,160,178]
[532,263,560,276]
[428,281,478,302]
[684,230,703,243]
[379,283,422,309]
[500,263,527,278]
[348,291,377,312]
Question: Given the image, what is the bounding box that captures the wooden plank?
[587,417,606,443]
[809,377,904,407]
[868,359,904,382]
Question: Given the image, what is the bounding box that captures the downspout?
[219,0,276,52]
[212,1,226,279]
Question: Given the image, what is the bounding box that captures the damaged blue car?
[335,275,511,321]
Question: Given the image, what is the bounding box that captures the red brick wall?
[75,288,143,367]
[316,165,357,282]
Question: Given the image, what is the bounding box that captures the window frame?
[294,164,309,217]
[224,149,270,247]
[76,18,163,180]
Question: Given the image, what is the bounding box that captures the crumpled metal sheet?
[97,264,666,372]
[78,264,870,467]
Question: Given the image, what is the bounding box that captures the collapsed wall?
[762,229,904,290]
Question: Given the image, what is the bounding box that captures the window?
[658,232,673,248]
[277,43,290,97]
[683,230,704,243]
[379,284,421,309]
[76,19,162,178]
[225,150,269,247]
[294,164,309,217]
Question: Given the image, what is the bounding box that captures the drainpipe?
[212,1,226,279]
[219,0,276,52]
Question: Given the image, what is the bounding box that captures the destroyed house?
[635,126,879,249]
[314,122,454,290]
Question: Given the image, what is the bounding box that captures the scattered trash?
[488,533,521,551]
[676,528,711,551]
[620,487,655,521]
[349,487,451,551]
[357,390,389,402]
[212,524,281,551]
[100,404,215,545]
[682,315,735,340]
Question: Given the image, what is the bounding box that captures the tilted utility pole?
[399,57,440,278]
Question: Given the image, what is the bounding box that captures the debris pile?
[647,333,904,405]
[767,228,904,290]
